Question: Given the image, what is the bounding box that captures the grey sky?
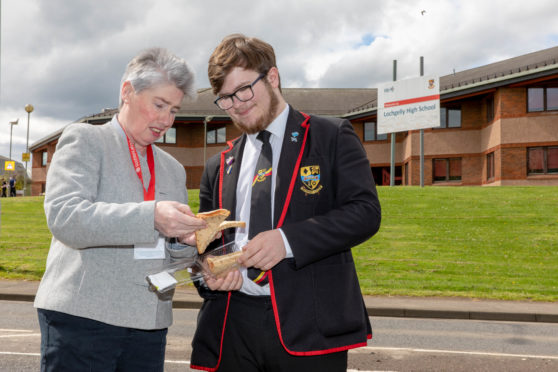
[1,0,557,161]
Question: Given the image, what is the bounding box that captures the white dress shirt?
[235,105,293,296]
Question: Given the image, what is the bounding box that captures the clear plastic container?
[146,239,247,293]
[198,239,245,278]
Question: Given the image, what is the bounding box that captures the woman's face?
[120,81,184,153]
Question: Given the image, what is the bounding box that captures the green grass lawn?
[355,186,558,301]
[1,187,557,301]
[0,196,50,279]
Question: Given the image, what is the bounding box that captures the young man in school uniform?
[191,34,381,372]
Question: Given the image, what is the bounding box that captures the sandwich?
[205,251,244,277]
[195,209,245,254]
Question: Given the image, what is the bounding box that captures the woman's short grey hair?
[119,47,196,108]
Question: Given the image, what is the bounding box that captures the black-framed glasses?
[214,73,267,110]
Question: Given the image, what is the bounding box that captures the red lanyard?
[125,135,156,201]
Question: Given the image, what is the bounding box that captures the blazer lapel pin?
[226,156,235,174]
[290,131,299,142]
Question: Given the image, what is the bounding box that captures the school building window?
[41,151,48,167]
[433,158,462,182]
[527,87,558,112]
[487,152,495,181]
[155,127,176,144]
[364,122,388,141]
[486,96,495,122]
[439,107,461,128]
[528,146,558,174]
[207,126,226,144]
[404,162,409,185]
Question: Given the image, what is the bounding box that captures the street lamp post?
[203,115,213,165]
[24,104,34,196]
[8,118,19,160]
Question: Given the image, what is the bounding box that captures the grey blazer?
[34,117,192,330]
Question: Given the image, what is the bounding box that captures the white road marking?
[0,355,393,372]
[363,346,558,360]
[0,351,40,356]
[0,333,40,338]
[165,360,190,364]
[6,344,554,370]
[164,359,380,372]
[0,329,40,338]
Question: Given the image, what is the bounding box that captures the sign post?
[390,60,397,186]
[378,74,440,186]
[420,57,425,187]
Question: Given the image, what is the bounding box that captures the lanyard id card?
[122,129,162,259]
[134,236,166,260]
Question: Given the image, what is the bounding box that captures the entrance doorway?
[372,166,402,186]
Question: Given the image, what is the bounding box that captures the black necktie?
[247,130,272,286]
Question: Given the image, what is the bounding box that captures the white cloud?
[1,0,558,159]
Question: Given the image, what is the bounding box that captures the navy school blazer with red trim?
[191,107,381,371]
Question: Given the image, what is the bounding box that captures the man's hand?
[154,201,206,238]
[178,231,221,247]
[238,229,286,271]
[205,269,243,291]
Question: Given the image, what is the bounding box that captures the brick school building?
[30,46,558,195]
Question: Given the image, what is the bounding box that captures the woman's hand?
[154,201,206,238]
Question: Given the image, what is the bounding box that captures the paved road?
[3,300,558,371]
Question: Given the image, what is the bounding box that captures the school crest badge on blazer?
[300,165,323,194]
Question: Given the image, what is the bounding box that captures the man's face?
[121,82,183,152]
[218,67,279,134]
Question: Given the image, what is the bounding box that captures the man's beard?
[232,82,279,135]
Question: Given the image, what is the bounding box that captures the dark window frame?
[41,151,48,167]
[527,87,558,112]
[439,106,462,128]
[404,161,409,185]
[155,127,177,144]
[207,126,227,145]
[527,146,558,175]
[433,158,462,182]
[363,122,388,141]
[486,152,495,181]
[486,96,495,122]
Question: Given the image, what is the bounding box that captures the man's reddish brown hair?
[208,34,281,95]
